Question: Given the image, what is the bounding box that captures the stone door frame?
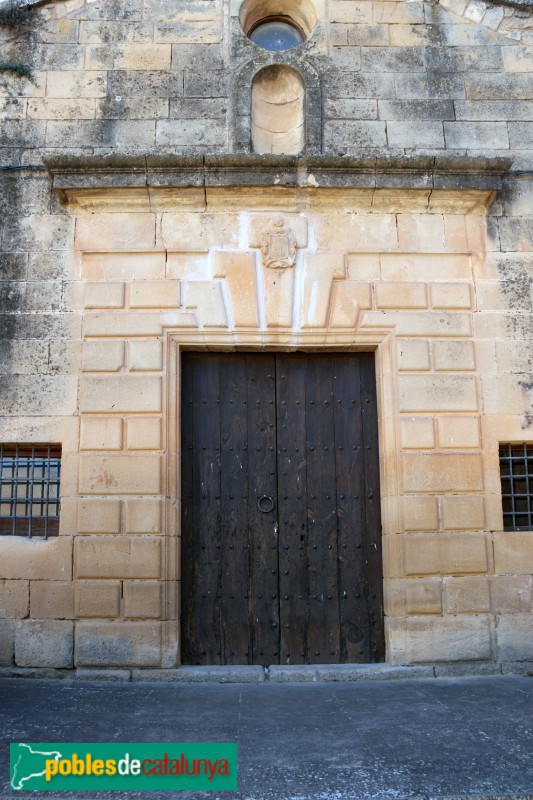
[165,328,395,666]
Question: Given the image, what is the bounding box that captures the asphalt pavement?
[1,674,533,800]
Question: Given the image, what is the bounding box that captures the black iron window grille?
[0,445,61,538]
[499,443,533,532]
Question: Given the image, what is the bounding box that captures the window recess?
[0,444,61,538]
[499,443,533,532]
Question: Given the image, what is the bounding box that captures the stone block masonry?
[0,0,531,671]
[0,175,532,667]
[0,0,531,155]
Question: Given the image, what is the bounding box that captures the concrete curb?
[1,661,532,683]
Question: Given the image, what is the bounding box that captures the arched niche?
[251,65,305,154]
[232,56,321,154]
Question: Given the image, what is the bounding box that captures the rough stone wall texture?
[0,0,532,157]
[0,0,532,669]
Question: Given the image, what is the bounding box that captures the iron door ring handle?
[257,495,274,513]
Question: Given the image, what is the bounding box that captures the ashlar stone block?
[123,581,162,619]
[387,615,492,664]
[384,578,442,616]
[490,576,533,614]
[399,375,478,413]
[160,214,239,250]
[0,537,72,581]
[380,254,472,282]
[376,282,427,309]
[79,455,161,495]
[129,281,180,309]
[159,21,222,44]
[402,495,439,531]
[0,580,29,618]
[15,620,73,668]
[496,614,533,661]
[183,281,228,327]
[301,253,346,328]
[30,581,74,619]
[361,310,472,338]
[214,252,259,328]
[396,340,431,372]
[443,576,490,614]
[316,213,397,251]
[402,453,483,493]
[443,216,468,250]
[46,70,107,98]
[166,251,208,280]
[502,46,533,73]
[387,121,444,149]
[80,376,162,413]
[76,216,156,252]
[433,340,476,371]
[124,499,162,534]
[436,416,481,449]
[400,417,435,449]
[0,620,14,665]
[347,253,380,280]
[75,620,162,667]
[84,283,125,310]
[75,537,161,579]
[129,341,163,372]
[324,120,387,150]
[82,252,165,281]
[431,282,472,310]
[494,532,533,575]
[397,214,446,251]
[442,495,485,530]
[328,281,368,329]
[84,311,196,337]
[78,500,122,535]
[330,1,373,24]
[85,44,171,71]
[80,417,123,451]
[75,581,121,618]
[444,121,509,149]
[263,267,294,328]
[402,532,488,575]
[126,418,162,450]
[27,98,95,120]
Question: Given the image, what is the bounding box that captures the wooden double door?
[180,352,384,666]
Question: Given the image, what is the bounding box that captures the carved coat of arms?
[261,219,296,269]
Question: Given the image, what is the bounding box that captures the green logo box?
[10,742,238,791]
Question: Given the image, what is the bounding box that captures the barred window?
[0,445,61,538]
[499,443,533,532]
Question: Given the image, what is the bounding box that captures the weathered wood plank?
[181,354,222,664]
[333,355,370,662]
[248,355,279,666]
[360,354,385,662]
[277,354,309,664]
[304,355,340,663]
[220,355,251,664]
[180,354,195,663]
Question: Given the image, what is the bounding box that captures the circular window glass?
[249,19,304,51]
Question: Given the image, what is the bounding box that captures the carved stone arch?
[231,55,322,154]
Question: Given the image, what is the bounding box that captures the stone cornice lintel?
[43,153,513,214]
[44,153,513,193]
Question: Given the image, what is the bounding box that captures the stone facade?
[0,0,532,671]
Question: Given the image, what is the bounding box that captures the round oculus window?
[249,18,304,51]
